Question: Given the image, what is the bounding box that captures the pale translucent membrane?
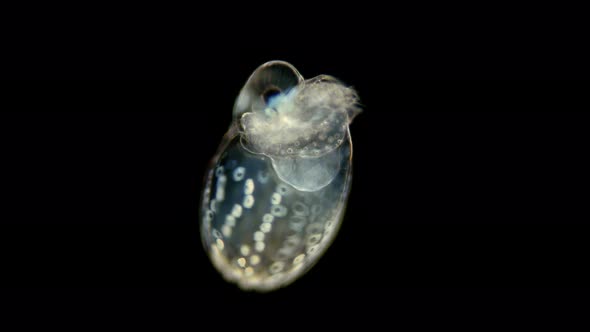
[239,71,360,159]
[201,61,360,291]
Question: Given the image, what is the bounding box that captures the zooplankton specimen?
[200,61,361,291]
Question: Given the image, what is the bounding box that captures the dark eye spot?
[262,87,282,105]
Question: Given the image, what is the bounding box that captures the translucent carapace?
[200,61,361,291]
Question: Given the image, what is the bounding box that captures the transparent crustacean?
[200,61,361,291]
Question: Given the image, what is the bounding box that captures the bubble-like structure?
[200,61,361,291]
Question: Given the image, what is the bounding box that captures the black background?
[2,5,589,330]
